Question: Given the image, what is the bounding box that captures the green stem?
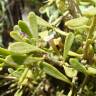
[54,27,68,36]
[0,47,11,56]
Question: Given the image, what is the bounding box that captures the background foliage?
[0,0,96,96]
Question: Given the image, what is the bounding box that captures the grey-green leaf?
[69,58,87,74]
[63,32,74,61]
[40,62,72,85]
[28,12,38,38]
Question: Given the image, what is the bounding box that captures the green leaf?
[68,51,83,58]
[28,12,38,38]
[10,31,24,42]
[65,17,89,30]
[63,32,74,61]
[8,42,45,54]
[8,67,24,78]
[18,20,32,38]
[69,58,87,74]
[64,65,77,78]
[36,15,52,28]
[5,55,26,65]
[13,25,21,32]
[40,62,72,85]
[86,67,96,75]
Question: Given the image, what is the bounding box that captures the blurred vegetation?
[0,0,96,96]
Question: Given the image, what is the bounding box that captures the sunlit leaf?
[65,17,89,30]
[13,25,21,32]
[28,12,38,38]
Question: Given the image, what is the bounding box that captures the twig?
[68,76,77,96]
[77,75,88,96]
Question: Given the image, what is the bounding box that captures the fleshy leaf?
[28,12,38,38]
[5,55,26,65]
[0,47,11,56]
[69,58,87,74]
[63,32,74,61]
[64,65,77,78]
[36,15,52,27]
[13,25,21,32]
[65,17,89,30]
[40,62,72,85]
[8,42,45,54]
[10,31,24,42]
[18,20,32,38]
[87,67,96,75]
